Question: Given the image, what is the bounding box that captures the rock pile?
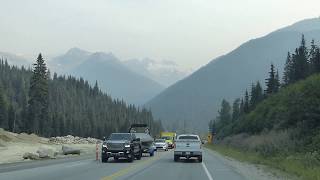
[23,147,59,160]
[49,135,100,144]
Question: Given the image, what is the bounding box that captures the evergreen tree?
[275,70,280,92]
[232,98,240,121]
[315,48,320,73]
[250,81,264,109]
[283,52,293,85]
[293,35,309,81]
[244,90,250,113]
[309,39,317,70]
[265,64,279,95]
[8,105,15,132]
[28,54,49,135]
[0,86,8,129]
[218,99,232,126]
[0,55,163,137]
[310,43,320,74]
[239,98,244,115]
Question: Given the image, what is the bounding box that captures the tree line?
[0,54,163,138]
[210,35,320,138]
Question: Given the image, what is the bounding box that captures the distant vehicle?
[174,134,202,162]
[129,124,156,156]
[160,132,176,149]
[101,133,142,163]
[154,139,168,151]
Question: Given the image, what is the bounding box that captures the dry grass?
[219,130,299,156]
[209,130,320,180]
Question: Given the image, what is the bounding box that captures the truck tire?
[127,152,134,163]
[174,155,179,162]
[149,151,154,157]
[136,148,142,160]
[101,155,109,163]
[198,156,202,163]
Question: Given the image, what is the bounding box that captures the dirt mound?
[0,128,19,142]
[0,128,49,144]
[17,133,48,143]
[0,140,5,147]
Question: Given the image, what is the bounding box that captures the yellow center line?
[101,153,166,180]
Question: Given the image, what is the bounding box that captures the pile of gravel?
[49,135,100,144]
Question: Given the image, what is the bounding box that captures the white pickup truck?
[174,134,202,162]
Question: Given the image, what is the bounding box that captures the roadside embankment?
[205,143,319,180]
[0,128,100,164]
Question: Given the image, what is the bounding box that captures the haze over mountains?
[124,58,191,87]
[1,47,190,105]
[2,17,320,132]
[146,17,320,132]
[48,48,165,105]
[0,52,31,67]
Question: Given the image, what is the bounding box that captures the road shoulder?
[205,146,298,180]
[0,153,95,173]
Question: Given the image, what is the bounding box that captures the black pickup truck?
[101,133,142,163]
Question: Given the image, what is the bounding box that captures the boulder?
[62,145,81,155]
[23,152,40,160]
[37,147,57,159]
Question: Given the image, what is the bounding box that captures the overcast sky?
[0,0,319,69]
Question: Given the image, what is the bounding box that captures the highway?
[0,149,246,180]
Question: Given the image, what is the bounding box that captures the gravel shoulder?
[0,128,98,164]
[205,148,298,180]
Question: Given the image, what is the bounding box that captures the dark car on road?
[101,133,142,163]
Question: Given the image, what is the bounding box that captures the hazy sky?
[0,0,319,69]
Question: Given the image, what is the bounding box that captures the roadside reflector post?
[96,143,99,161]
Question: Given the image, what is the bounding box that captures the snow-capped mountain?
[124,58,191,87]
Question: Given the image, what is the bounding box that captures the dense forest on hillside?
[0,55,163,138]
[211,35,320,154]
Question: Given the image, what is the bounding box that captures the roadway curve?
[0,149,259,180]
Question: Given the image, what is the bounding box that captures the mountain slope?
[0,52,31,67]
[146,17,320,132]
[48,48,91,74]
[0,60,163,138]
[60,51,165,105]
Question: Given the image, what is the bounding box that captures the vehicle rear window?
[109,133,132,140]
[178,136,199,140]
[162,136,172,140]
[155,139,165,142]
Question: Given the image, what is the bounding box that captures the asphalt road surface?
[0,149,246,180]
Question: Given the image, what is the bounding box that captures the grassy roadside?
[205,144,320,180]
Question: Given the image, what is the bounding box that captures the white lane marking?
[202,162,214,180]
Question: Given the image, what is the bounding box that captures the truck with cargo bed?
[129,124,156,156]
[174,134,202,162]
[101,133,142,163]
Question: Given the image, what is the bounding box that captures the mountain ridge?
[146,17,320,132]
[50,49,165,105]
